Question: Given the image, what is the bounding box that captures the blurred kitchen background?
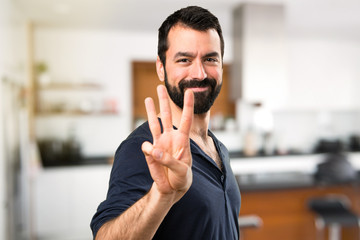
[1,0,360,239]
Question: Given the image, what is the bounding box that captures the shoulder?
[116,121,153,153]
[125,121,153,144]
[116,118,164,153]
[112,121,153,172]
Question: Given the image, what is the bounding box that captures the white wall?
[269,3,360,152]
[33,7,360,156]
[287,35,360,110]
[34,28,157,156]
[283,0,360,111]
[28,6,359,152]
[33,27,233,156]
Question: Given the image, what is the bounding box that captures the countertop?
[41,151,360,193]
[230,152,360,174]
[230,152,360,191]
[236,171,360,191]
[41,155,112,167]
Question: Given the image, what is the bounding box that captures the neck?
[170,101,210,141]
[190,113,210,141]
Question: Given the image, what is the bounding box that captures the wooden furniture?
[132,61,235,125]
[239,184,360,240]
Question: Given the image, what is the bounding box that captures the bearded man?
[91,6,241,240]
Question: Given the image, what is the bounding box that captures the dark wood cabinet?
[132,61,235,124]
[240,184,360,240]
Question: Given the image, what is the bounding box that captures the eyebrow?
[203,52,220,59]
[173,51,220,60]
[173,52,195,60]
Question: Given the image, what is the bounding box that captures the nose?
[189,60,207,80]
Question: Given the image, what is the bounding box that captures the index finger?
[145,97,161,141]
[178,89,194,135]
[157,85,173,132]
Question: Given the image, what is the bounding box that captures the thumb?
[142,141,154,157]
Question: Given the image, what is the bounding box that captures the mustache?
[178,78,217,92]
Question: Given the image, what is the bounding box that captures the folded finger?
[142,142,168,184]
[152,148,188,176]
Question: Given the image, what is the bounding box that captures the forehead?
[166,25,221,56]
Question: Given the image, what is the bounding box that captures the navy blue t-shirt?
[90,121,241,239]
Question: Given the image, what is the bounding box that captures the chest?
[175,156,241,221]
[156,161,241,240]
[196,139,222,170]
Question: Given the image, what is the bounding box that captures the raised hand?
[142,85,194,203]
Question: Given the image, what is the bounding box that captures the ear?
[156,56,165,82]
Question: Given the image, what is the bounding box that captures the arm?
[95,183,175,240]
[95,85,194,240]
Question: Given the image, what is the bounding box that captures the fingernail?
[154,149,163,160]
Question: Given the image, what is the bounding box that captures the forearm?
[95,183,175,240]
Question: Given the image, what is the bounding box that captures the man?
[91,6,241,240]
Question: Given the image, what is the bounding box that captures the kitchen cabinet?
[240,184,360,240]
[34,165,111,239]
[33,157,360,239]
[232,4,288,110]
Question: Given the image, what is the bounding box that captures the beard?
[164,70,222,114]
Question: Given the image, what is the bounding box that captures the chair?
[308,195,360,240]
[238,215,263,240]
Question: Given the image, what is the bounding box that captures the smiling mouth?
[186,86,209,92]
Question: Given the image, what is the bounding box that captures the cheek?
[167,66,189,83]
[206,66,222,80]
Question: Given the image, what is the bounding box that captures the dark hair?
[158,6,224,65]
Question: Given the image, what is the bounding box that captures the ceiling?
[13,0,360,38]
[13,0,250,33]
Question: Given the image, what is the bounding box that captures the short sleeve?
[90,136,153,238]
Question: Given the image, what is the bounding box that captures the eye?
[205,57,219,64]
[176,58,190,63]
[205,58,218,62]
